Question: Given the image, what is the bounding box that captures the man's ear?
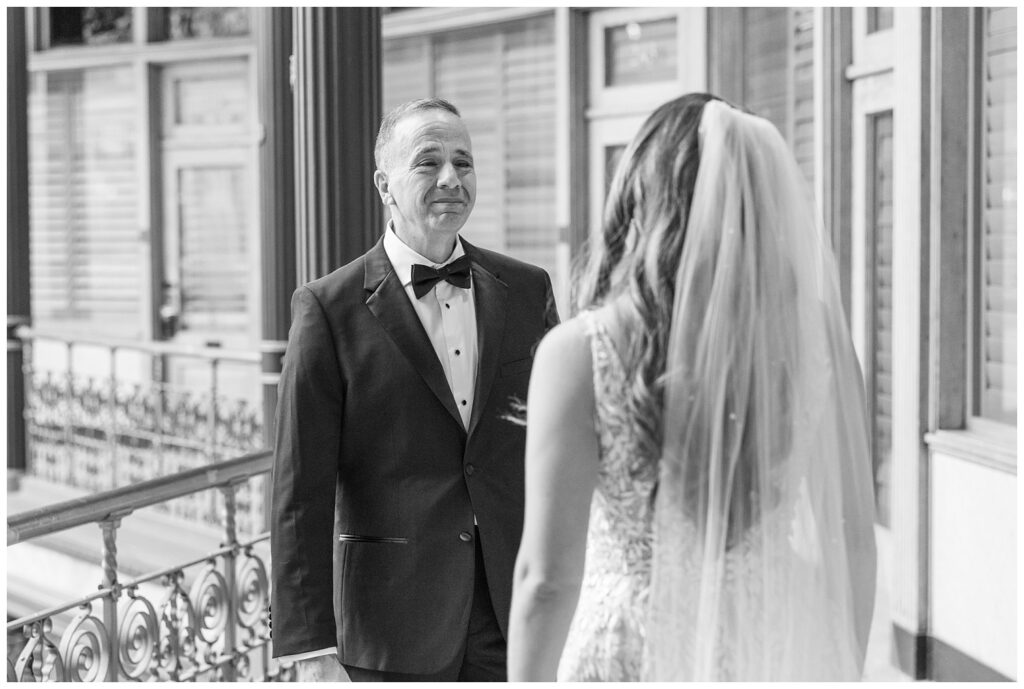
[373,170,391,205]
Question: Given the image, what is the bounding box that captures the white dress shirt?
[382,225,479,429]
[278,225,480,665]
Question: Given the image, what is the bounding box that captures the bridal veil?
[646,100,877,680]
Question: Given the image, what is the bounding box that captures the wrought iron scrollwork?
[57,603,111,682]
[119,588,160,680]
[14,619,65,682]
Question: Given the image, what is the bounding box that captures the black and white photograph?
[5,5,1017,682]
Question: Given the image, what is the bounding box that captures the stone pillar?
[8,7,30,480]
[292,8,383,285]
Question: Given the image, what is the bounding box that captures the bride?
[507,93,877,681]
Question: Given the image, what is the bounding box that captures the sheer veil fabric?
[645,101,877,680]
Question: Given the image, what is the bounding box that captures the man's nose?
[437,161,461,189]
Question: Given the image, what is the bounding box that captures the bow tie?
[410,255,472,299]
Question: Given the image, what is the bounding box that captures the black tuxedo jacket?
[270,237,558,673]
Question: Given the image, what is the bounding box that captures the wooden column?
[292,8,383,285]
[8,7,30,478]
[819,7,854,323]
[256,7,295,452]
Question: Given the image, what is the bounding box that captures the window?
[604,17,677,86]
[866,8,894,34]
[973,8,1016,426]
[715,8,817,189]
[28,66,144,334]
[152,8,251,41]
[43,8,133,48]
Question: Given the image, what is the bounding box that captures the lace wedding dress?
[557,311,863,681]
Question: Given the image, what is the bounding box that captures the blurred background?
[5,6,1016,682]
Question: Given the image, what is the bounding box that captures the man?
[270,98,559,681]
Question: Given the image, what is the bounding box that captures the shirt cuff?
[277,647,337,664]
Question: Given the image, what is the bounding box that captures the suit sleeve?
[270,286,343,656]
[542,270,561,332]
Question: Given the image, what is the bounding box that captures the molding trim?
[925,429,1017,474]
[382,7,553,39]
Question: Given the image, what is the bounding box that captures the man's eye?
[456,160,473,168]
[416,160,437,168]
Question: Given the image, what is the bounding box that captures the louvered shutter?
[870,112,894,527]
[28,66,143,335]
[434,30,505,251]
[743,9,789,136]
[740,8,815,189]
[503,17,557,278]
[978,8,1016,424]
[382,36,431,112]
[790,8,816,185]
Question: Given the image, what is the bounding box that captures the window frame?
[924,7,1015,473]
[23,8,258,343]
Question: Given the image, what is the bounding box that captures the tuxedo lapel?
[464,241,509,439]
[363,240,465,431]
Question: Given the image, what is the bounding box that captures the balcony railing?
[16,326,271,537]
[6,450,294,682]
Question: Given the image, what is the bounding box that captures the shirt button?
[455,349,461,356]
[461,400,467,406]
[459,531,473,543]
[445,303,451,309]
[465,464,475,476]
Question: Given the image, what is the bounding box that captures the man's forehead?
[395,111,472,149]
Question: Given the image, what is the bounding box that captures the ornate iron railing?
[16,326,273,537]
[6,451,295,682]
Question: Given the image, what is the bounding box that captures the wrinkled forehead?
[393,110,473,157]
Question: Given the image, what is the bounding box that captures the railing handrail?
[14,324,282,364]
[7,449,273,545]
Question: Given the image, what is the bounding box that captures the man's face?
[374,109,477,240]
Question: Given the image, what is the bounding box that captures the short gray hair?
[374,98,461,171]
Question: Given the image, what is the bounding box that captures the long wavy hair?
[575,92,722,465]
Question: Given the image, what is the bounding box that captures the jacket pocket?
[500,356,533,377]
[337,534,409,544]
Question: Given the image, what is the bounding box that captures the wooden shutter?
[790,8,816,185]
[503,16,557,277]
[382,36,431,112]
[434,29,505,251]
[743,9,789,135]
[869,112,894,527]
[28,66,143,334]
[978,7,1016,424]
[740,8,816,189]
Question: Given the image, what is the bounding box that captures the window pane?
[155,7,251,41]
[605,144,626,193]
[177,167,249,332]
[47,7,133,47]
[977,7,1017,424]
[28,67,143,332]
[604,18,677,87]
[868,112,894,527]
[867,7,894,34]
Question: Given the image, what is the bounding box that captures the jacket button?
[459,531,473,543]
[465,464,475,476]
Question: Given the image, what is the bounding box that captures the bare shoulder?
[532,316,594,400]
